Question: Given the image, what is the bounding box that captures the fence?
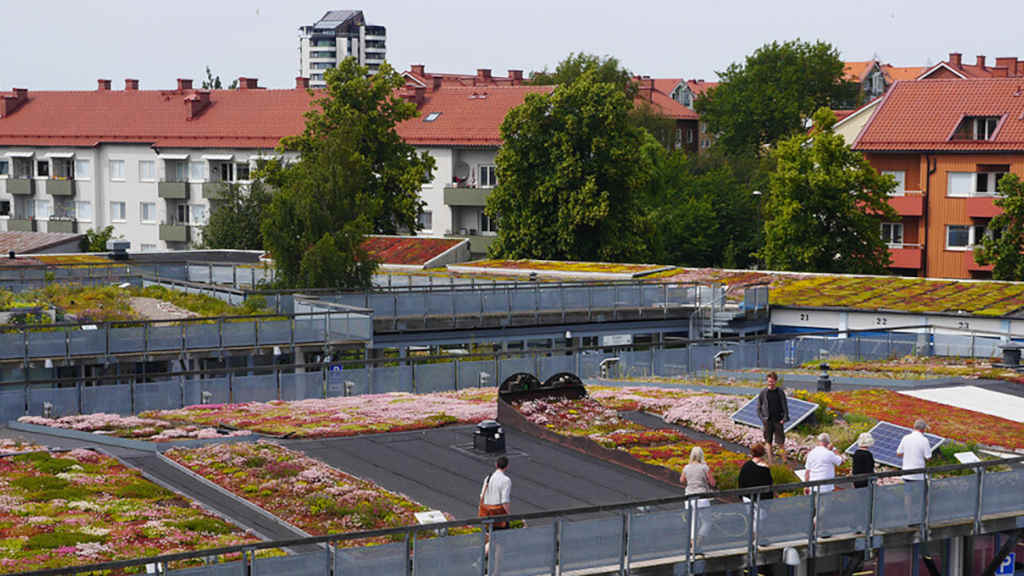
[0,329,1009,421]
[0,309,373,365]
[18,456,1024,576]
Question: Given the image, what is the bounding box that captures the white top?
[804,445,843,492]
[682,462,712,495]
[896,430,932,480]
[481,469,511,506]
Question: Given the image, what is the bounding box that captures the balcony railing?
[7,218,36,232]
[46,178,74,197]
[6,178,34,196]
[157,181,188,199]
[888,244,923,269]
[887,192,924,216]
[966,196,1002,219]
[47,218,78,234]
[159,222,190,243]
[443,186,492,207]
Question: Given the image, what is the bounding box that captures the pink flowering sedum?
[18,414,252,442]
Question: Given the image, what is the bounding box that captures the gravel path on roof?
[130,297,198,321]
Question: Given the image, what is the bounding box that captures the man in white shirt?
[896,419,932,481]
[804,433,844,492]
[479,456,511,527]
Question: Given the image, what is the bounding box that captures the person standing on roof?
[804,433,843,493]
[756,372,789,464]
[479,456,511,529]
[896,419,932,524]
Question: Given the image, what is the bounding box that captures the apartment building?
[853,78,1024,279]
[919,52,1024,80]
[299,10,386,87]
[633,77,700,154]
[672,79,718,151]
[0,78,305,250]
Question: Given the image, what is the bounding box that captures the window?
[166,160,187,182]
[945,225,988,250]
[951,116,1001,141]
[140,202,156,224]
[139,160,155,182]
[0,160,7,176]
[110,201,126,222]
[687,129,695,144]
[51,158,74,179]
[189,161,206,182]
[882,170,906,195]
[210,161,232,182]
[0,200,10,217]
[36,161,49,178]
[480,165,497,188]
[675,128,683,149]
[109,159,125,181]
[424,112,441,122]
[34,199,51,220]
[74,159,90,180]
[881,222,904,247]
[975,171,1006,195]
[12,158,32,179]
[683,93,692,107]
[480,211,498,233]
[235,163,251,181]
[947,172,973,197]
[75,201,92,222]
[418,210,432,231]
[188,204,206,225]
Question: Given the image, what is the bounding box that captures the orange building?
[854,78,1024,279]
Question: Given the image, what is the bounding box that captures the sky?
[3,0,1024,90]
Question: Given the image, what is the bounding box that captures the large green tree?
[760,108,897,273]
[201,181,271,250]
[261,59,434,289]
[486,71,652,262]
[529,53,636,97]
[974,174,1024,279]
[695,40,857,156]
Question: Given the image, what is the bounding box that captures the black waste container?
[473,420,506,453]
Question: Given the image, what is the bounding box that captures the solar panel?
[843,421,946,468]
[731,395,819,432]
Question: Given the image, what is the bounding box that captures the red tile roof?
[0,231,83,254]
[882,65,927,82]
[854,79,1024,152]
[638,79,699,120]
[361,235,464,266]
[843,60,876,83]
[395,85,553,147]
[0,88,315,148]
[686,79,719,97]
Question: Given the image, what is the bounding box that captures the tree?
[695,40,858,156]
[974,174,1024,279]
[642,145,719,267]
[759,108,897,273]
[529,53,636,97]
[80,225,119,252]
[486,71,652,262]
[201,181,271,250]
[202,66,238,90]
[260,59,434,289]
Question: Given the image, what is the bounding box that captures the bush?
[171,517,235,535]
[23,531,106,550]
[112,479,173,500]
[12,452,78,475]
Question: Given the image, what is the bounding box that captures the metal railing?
[14,456,1024,576]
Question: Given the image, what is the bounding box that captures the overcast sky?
[3,0,1024,90]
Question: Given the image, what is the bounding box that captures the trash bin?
[473,420,505,453]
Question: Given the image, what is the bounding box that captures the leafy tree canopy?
[80,226,120,253]
[487,70,652,262]
[200,181,271,250]
[202,66,238,90]
[695,39,857,156]
[759,108,897,273]
[529,53,637,97]
[974,174,1024,280]
[260,59,434,289]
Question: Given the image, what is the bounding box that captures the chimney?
[976,55,986,69]
[295,76,310,89]
[0,88,28,117]
[411,64,425,76]
[949,52,962,68]
[996,57,1019,74]
[97,79,111,91]
[185,91,211,120]
[414,86,426,107]
[432,76,443,91]
[508,69,523,85]
[637,76,654,102]
[476,68,492,83]
[177,78,193,91]
[125,78,139,91]
[238,77,259,90]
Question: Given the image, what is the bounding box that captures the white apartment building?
[299,10,386,87]
[0,78,305,251]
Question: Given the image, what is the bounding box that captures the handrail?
[12,455,1024,576]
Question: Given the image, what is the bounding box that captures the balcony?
[443,186,492,207]
[47,219,78,234]
[202,181,228,200]
[7,219,36,232]
[888,245,923,269]
[965,250,994,273]
[7,178,34,196]
[966,196,1001,219]
[447,233,496,256]
[159,223,190,243]
[887,193,923,216]
[157,181,188,199]
[46,179,74,197]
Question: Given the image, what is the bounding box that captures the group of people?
[681,372,935,500]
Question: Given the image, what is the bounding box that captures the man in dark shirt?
[756,372,789,464]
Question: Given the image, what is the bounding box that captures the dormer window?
[424,112,440,122]
[951,116,1002,141]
